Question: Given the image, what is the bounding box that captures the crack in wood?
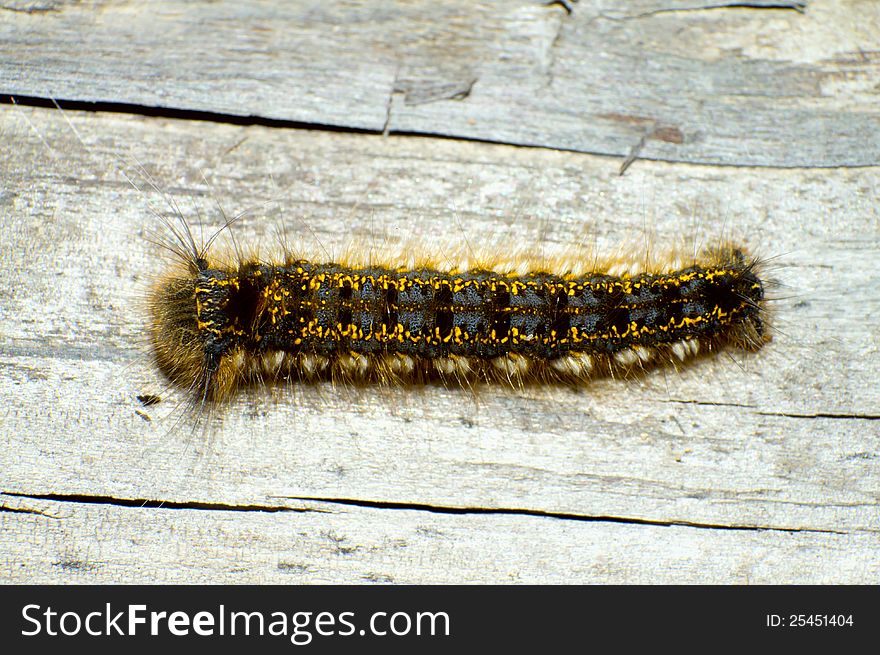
[1,492,322,514]
[382,91,403,137]
[1,95,378,136]
[0,504,60,519]
[756,411,880,421]
[661,400,880,421]
[663,398,757,409]
[281,495,848,535]
[544,0,577,15]
[542,0,574,88]
[619,1,807,21]
[4,492,855,535]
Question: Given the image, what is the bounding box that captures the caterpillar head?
[148,260,264,403]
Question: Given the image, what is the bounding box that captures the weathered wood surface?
[1,0,879,584]
[2,106,878,584]
[2,0,879,166]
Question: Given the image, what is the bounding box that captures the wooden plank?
[2,0,879,166]
[1,104,878,584]
[3,497,878,584]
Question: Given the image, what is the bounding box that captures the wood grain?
[2,0,878,165]
[1,0,878,584]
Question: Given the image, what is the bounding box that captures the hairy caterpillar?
[149,220,770,405]
[7,98,772,411]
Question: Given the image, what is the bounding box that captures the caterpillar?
[149,221,770,405]
[5,99,771,411]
